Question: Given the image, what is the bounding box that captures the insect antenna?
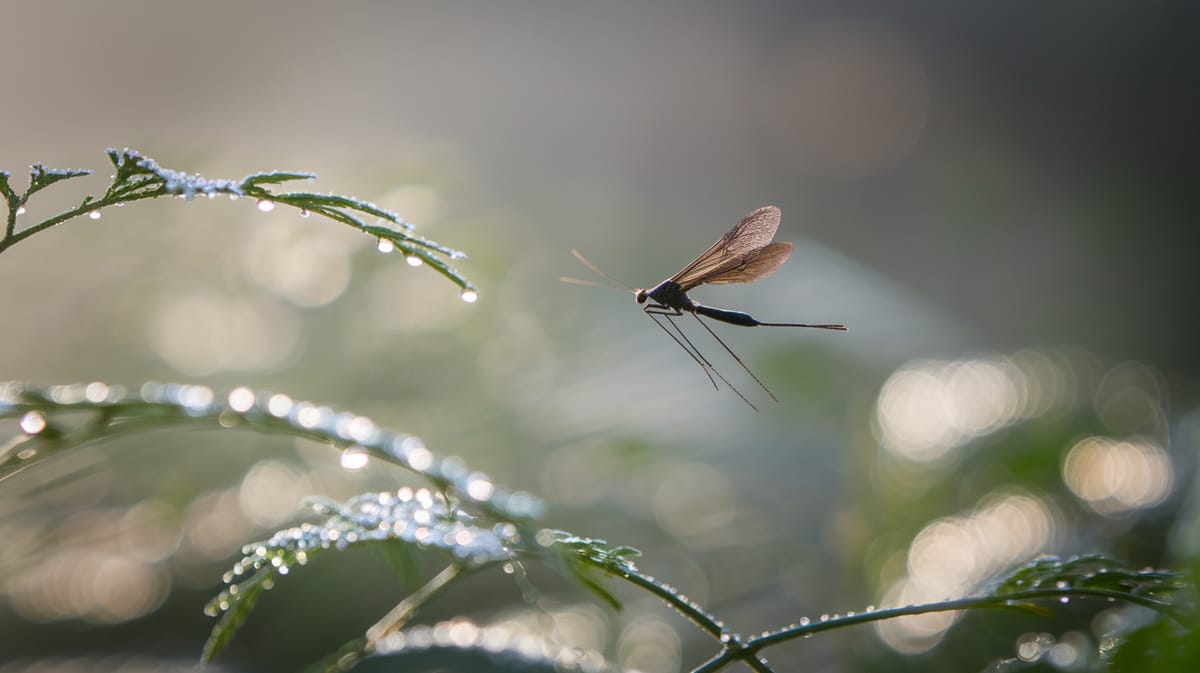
[563,249,637,291]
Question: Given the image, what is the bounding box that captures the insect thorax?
[642,280,694,311]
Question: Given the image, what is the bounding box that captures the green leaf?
[26,163,92,197]
[0,381,544,523]
[0,171,16,205]
[5,149,475,293]
[996,555,1187,605]
[201,489,519,661]
[240,171,318,187]
[200,570,273,663]
[349,619,613,673]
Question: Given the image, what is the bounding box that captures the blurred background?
[1,2,1197,671]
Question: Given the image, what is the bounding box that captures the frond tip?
[1,148,475,293]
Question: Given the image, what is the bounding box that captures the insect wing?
[702,242,793,285]
[672,206,783,290]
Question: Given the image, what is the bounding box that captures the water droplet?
[1059,596,1070,604]
[341,448,370,470]
[405,254,423,267]
[819,614,830,622]
[407,446,434,471]
[466,475,494,501]
[378,238,395,253]
[449,250,466,260]
[460,289,478,303]
[16,206,26,215]
[19,411,47,434]
[799,616,810,626]
[299,209,310,218]
[84,382,111,403]
[115,202,125,207]
[1055,580,1069,589]
[229,194,240,201]
[88,209,101,220]
[257,199,275,212]
[228,386,255,412]
[267,393,293,417]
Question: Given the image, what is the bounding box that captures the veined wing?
[701,242,793,285]
[671,205,783,290]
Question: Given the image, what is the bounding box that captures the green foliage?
[202,490,520,661]
[0,149,473,291]
[996,555,1190,616]
[0,382,542,523]
[1,148,1193,672]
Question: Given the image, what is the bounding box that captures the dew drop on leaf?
[228,386,255,412]
[377,238,395,253]
[19,411,46,434]
[341,448,370,470]
[460,289,478,303]
[16,206,26,215]
[299,209,310,218]
[406,255,423,267]
[88,209,101,220]
[266,393,293,417]
[257,199,275,212]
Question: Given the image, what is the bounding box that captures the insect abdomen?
[695,305,760,327]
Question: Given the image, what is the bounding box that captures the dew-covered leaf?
[0,382,544,523]
[202,489,520,661]
[240,171,318,188]
[996,555,1186,605]
[348,619,616,673]
[534,530,644,610]
[26,163,92,196]
[0,171,16,204]
[4,149,474,292]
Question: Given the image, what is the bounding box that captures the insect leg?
[644,305,759,411]
[643,307,718,390]
[691,313,780,404]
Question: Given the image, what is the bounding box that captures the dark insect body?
[565,205,846,410]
